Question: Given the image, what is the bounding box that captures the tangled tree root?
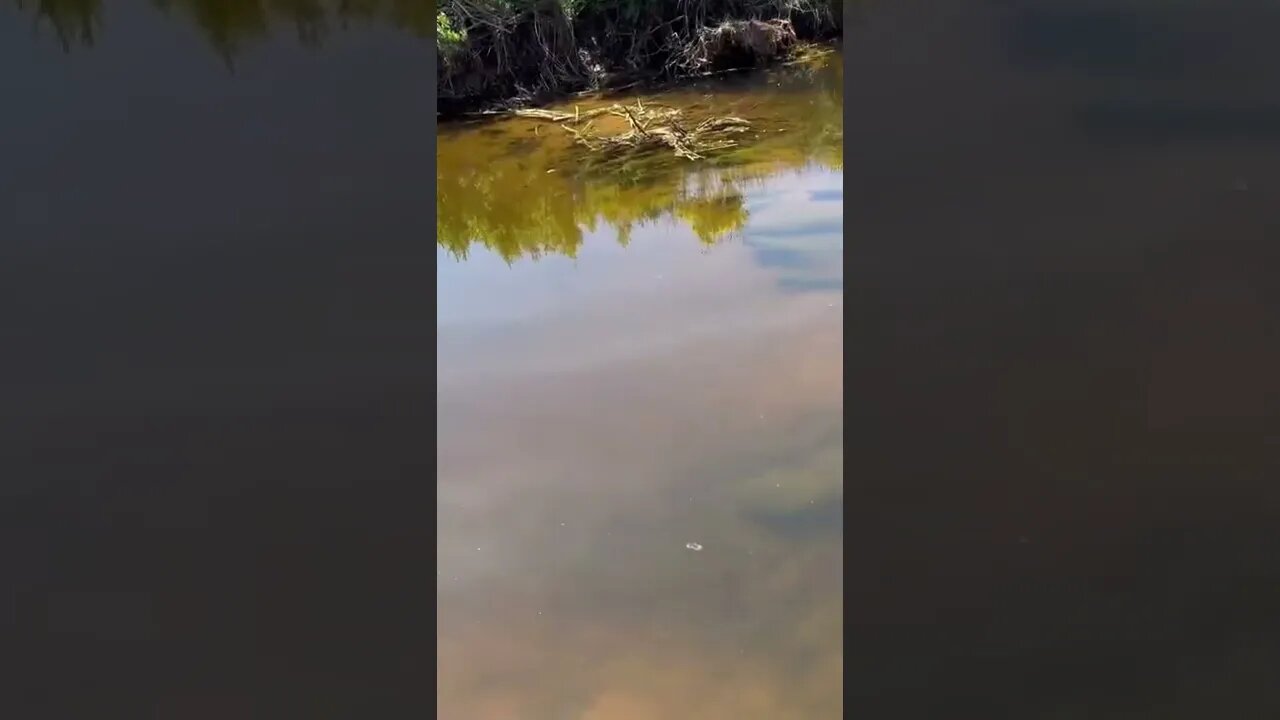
[438,0,590,106]
[675,19,798,75]
[516,100,751,160]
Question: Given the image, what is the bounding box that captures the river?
[436,53,844,719]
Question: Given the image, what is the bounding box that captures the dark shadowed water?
[436,56,843,718]
[849,1,1280,717]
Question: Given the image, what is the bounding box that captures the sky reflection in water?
[437,56,843,720]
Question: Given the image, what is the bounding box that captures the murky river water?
[437,56,843,719]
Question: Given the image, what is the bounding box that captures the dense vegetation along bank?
[436,0,842,113]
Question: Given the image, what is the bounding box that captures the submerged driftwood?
[516,100,751,160]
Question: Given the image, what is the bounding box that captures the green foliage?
[436,9,465,49]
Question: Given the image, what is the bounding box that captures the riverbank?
[436,0,842,115]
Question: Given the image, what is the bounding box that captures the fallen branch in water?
[781,43,838,66]
[518,100,750,161]
[514,106,613,122]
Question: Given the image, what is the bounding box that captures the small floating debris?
[686,542,704,551]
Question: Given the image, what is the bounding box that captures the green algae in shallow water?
[436,50,842,263]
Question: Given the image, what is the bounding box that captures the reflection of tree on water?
[436,145,753,262]
[438,57,842,263]
[436,145,842,262]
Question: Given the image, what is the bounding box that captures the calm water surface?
[436,57,844,718]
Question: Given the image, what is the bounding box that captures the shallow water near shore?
[437,52,843,719]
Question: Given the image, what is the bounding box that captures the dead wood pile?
[515,100,751,160]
